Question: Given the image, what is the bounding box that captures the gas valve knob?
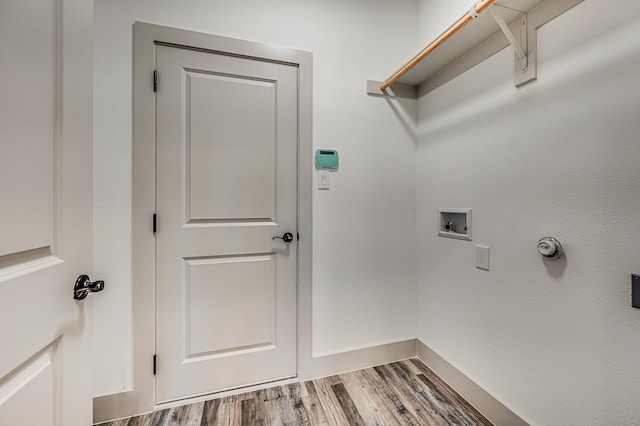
[537,237,563,259]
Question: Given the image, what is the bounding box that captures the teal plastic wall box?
[314,149,339,169]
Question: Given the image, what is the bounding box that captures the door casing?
[93,22,313,421]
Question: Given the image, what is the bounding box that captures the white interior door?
[155,44,299,403]
[0,0,93,425]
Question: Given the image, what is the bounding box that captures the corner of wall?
[416,340,529,426]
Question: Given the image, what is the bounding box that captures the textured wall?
[415,0,640,424]
[93,0,418,395]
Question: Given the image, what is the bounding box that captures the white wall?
[416,0,640,424]
[93,0,418,395]
[417,0,469,44]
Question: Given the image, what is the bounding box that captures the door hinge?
[153,354,157,375]
[153,213,157,233]
[153,70,158,92]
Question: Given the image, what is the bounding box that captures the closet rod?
[380,0,496,91]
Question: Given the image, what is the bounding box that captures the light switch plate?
[476,245,490,270]
[318,171,330,190]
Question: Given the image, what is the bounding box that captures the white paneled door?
[0,0,93,425]
[155,44,298,403]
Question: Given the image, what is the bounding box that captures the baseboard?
[416,340,529,426]
[299,339,417,381]
[93,389,151,425]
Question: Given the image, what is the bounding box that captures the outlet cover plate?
[476,245,490,270]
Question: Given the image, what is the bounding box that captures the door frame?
[93,22,312,421]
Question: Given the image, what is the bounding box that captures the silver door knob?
[537,237,563,259]
[74,275,105,300]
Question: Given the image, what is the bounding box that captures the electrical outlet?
[476,245,490,270]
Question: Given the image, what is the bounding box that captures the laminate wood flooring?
[97,359,492,426]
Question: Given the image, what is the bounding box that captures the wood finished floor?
[98,359,492,426]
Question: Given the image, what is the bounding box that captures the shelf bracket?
[366,79,417,99]
[489,5,527,71]
[488,5,536,87]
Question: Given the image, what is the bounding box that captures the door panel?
[0,0,55,257]
[0,344,57,426]
[155,44,298,403]
[186,254,276,356]
[187,71,277,222]
[0,0,93,424]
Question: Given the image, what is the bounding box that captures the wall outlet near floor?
[476,245,490,270]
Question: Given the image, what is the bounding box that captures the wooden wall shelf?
[367,0,584,99]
